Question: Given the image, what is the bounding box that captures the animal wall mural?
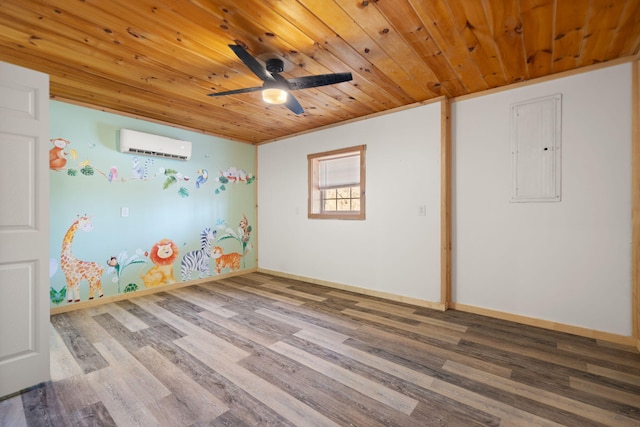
[50,214,254,306]
[49,213,254,305]
[181,228,216,281]
[60,215,105,302]
[48,101,256,308]
[49,137,74,170]
[212,246,242,275]
[142,238,180,288]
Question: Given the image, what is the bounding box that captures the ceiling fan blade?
[207,86,264,97]
[228,44,275,83]
[286,72,353,90]
[284,93,304,115]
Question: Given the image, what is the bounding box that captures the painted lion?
[141,238,179,288]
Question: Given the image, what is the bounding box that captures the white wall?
[258,103,443,302]
[453,64,632,335]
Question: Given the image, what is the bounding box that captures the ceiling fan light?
[262,88,288,104]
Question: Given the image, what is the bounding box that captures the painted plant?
[49,258,66,305]
[216,214,252,268]
[106,249,149,294]
[160,167,191,197]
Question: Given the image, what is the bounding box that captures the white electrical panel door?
[510,94,562,202]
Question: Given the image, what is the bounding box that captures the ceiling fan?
[208,44,353,115]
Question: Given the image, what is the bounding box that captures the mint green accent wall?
[49,101,256,306]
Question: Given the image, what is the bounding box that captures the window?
[308,145,366,220]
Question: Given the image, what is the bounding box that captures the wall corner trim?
[632,59,640,342]
[440,98,452,308]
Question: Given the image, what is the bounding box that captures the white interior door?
[0,61,50,398]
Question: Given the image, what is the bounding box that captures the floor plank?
[49,326,83,382]
[52,375,101,415]
[84,366,162,426]
[0,395,27,427]
[443,360,640,426]
[268,340,420,415]
[49,314,109,375]
[134,346,228,425]
[21,382,72,427]
[176,335,339,427]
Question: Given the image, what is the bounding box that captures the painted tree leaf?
[163,175,177,189]
[67,169,77,176]
[80,165,94,176]
[116,250,129,264]
[164,169,178,175]
[178,187,189,197]
[220,185,226,191]
[50,286,66,305]
[218,176,229,184]
[217,235,236,242]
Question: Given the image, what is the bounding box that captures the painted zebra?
[180,227,216,281]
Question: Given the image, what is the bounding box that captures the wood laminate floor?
[1,272,639,426]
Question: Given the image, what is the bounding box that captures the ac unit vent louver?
[118,129,192,160]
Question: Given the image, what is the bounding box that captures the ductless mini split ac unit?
[118,129,192,160]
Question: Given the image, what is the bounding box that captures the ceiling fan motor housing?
[265,58,285,74]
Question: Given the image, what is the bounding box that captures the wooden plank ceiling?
[1,0,639,144]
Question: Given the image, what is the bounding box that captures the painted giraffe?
[60,215,104,302]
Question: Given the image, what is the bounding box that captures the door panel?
[0,61,50,398]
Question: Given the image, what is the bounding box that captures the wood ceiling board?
[520,0,554,79]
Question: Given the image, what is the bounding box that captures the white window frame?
[308,145,366,220]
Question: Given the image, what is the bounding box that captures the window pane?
[336,187,350,199]
[321,185,360,212]
[337,199,351,210]
[324,199,336,211]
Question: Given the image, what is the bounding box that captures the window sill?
[308,212,365,220]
